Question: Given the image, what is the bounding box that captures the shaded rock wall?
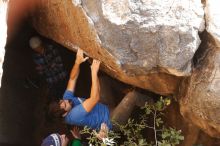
[179,33,220,138]
[165,100,220,146]
[0,27,37,145]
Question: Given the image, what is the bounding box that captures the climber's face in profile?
[59,99,72,116]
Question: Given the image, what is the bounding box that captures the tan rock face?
[178,0,220,138]
[32,0,204,95]
[179,35,220,138]
[165,101,220,146]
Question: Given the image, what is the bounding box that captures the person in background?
[41,126,82,146]
[28,36,67,99]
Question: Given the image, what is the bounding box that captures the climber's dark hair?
[48,101,66,121]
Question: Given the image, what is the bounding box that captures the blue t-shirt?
[63,90,112,130]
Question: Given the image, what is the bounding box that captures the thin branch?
[153,110,158,146]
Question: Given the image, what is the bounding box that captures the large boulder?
[178,0,220,138]
[32,0,205,95]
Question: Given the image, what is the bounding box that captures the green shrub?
[81,97,184,146]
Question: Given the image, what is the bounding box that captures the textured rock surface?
[82,0,204,74]
[178,0,220,138]
[165,101,220,146]
[205,0,220,46]
[179,34,220,137]
[32,0,205,95]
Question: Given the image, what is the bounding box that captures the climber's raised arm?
[66,49,89,92]
[82,59,101,112]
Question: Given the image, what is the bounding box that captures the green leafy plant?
[81,97,184,146]
[113,118,150,146]
[159,128,184,146]
[112,97,183,146]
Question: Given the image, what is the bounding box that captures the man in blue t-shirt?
[49,49,112,131]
